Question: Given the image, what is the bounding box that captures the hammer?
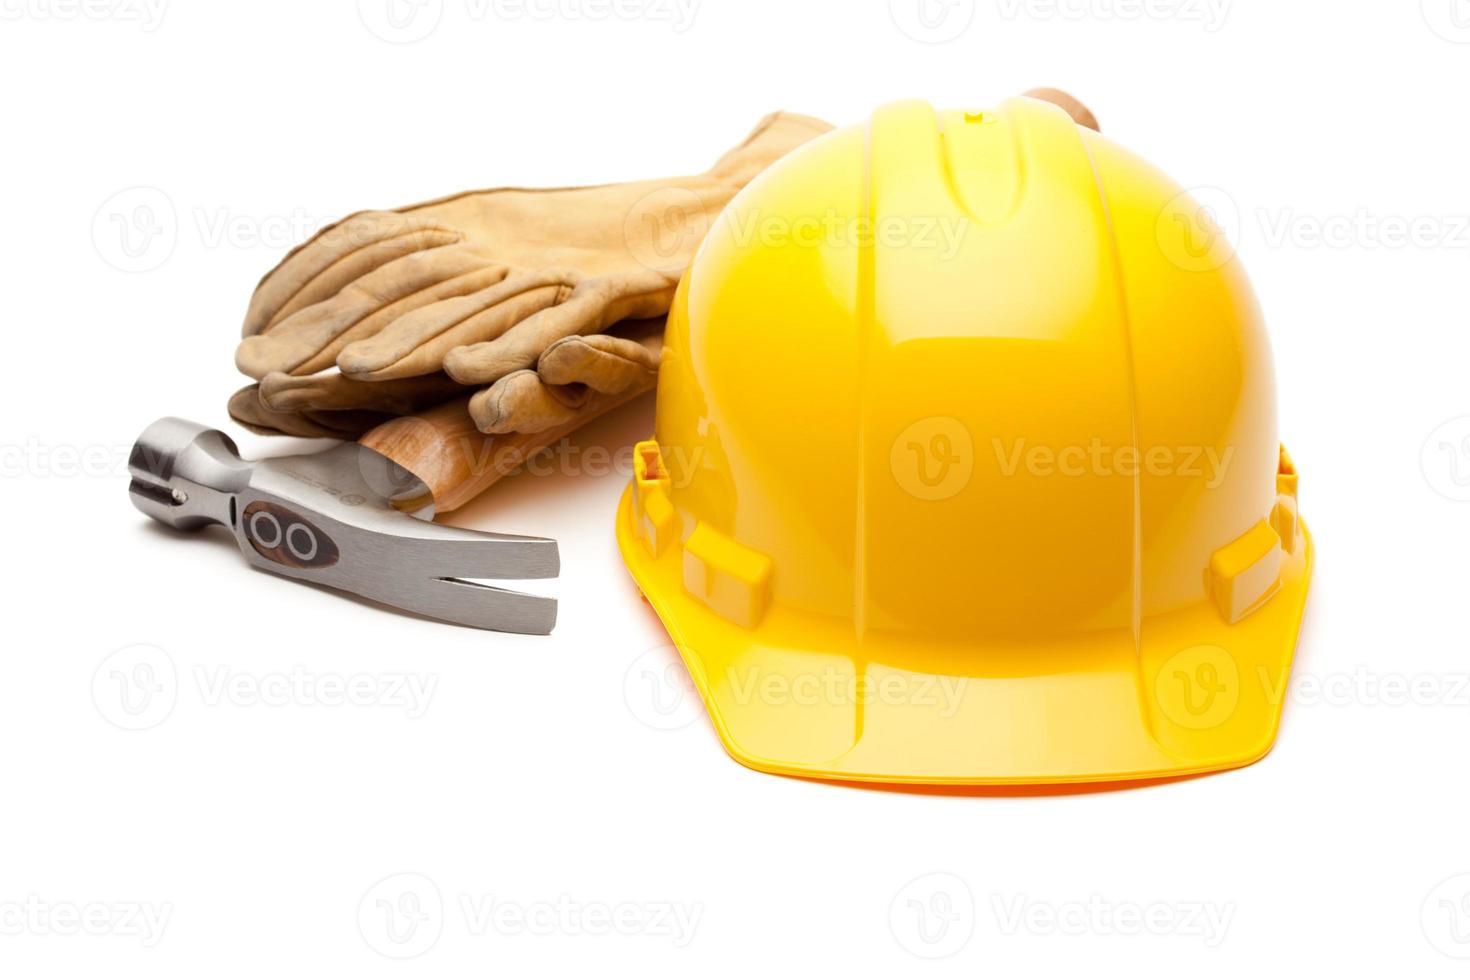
[128,385,647,635]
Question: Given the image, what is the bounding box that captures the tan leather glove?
[472,316,663,434]
[227,371,467,438]
[232,112,831,434]
[228,91,1095,440]
[227,386,392,439]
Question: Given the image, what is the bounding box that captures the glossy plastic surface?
[615,97,1313,784]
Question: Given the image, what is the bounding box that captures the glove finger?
[538,331,662,394]
[289,264,511,376]
[445,268,677,385]
[235,245,496,378]
[227,384,387,439]
[441,277,629,385]
[262,229,464,334]
[466,319,665,434]
[336,270,572,381]
[467,369,592,435]
[258,370,468,414]
[245,211,460,336]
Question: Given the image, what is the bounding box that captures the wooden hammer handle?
[1022,88,1100,132]
[358,382,653,514]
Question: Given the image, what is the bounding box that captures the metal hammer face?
[128,418,559,634]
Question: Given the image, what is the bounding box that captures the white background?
[3,0,1469,975]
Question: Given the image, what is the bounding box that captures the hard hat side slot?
[1207,520,1283,625]
[633,439,675,557]
[1271,445,1301,555]
[682,523,774,629]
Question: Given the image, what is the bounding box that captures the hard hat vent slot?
[633,440,675,557]
[682,523,773,629]
[1207,520,1283,625]
[1271,445,1301,555]
[639,445,665,482]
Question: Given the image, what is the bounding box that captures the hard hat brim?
[617,486,1313,786]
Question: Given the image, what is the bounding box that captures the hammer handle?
[358,382,653,514]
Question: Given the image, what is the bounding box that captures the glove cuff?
[708,111,834,185]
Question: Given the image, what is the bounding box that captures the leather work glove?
[229,320,662,439]
[226,386,393,439]
[230,112,832,436]
[227,373,463,439]
[471,316,663,434]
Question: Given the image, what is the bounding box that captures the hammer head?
[129,417,253,530]
[128,418,560,634]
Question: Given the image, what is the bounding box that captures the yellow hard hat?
[615,96,1313,785]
